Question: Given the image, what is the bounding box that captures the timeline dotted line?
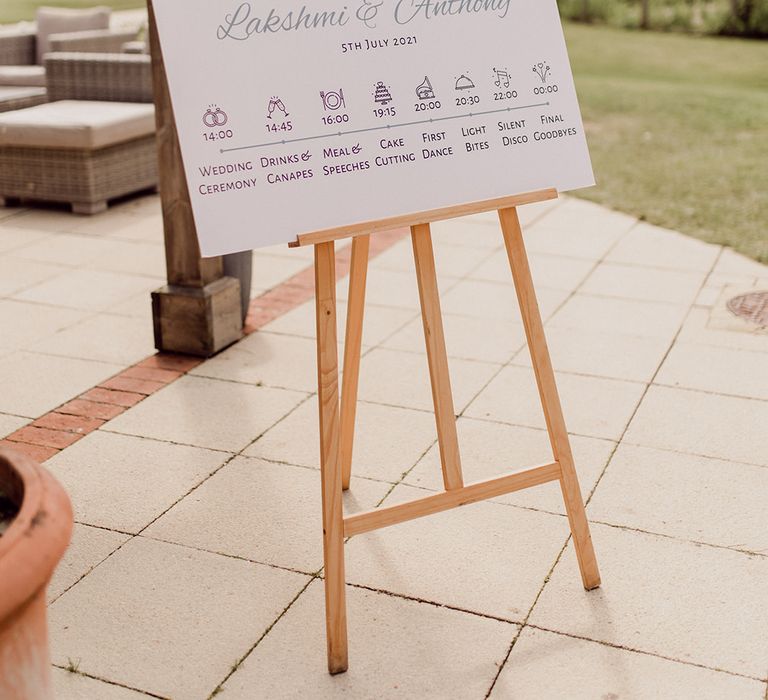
[220,101,550,154]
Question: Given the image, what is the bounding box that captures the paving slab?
[0,256,66,297]
[345,483,570,620]
[0,225,52,253]
[48,523,129,603]
[9,233,125,268]
[336,265,459,309]
[605,222,720,272]
[695,274,759,309]
[46,431,228,534]
[471,249,594,291]
[0,299,86,350]
[371,235,492,277]
[246,398,437,484]
[513,325,671,383]
[50,537,310,700]
[383,312,527,364]
[548,293,689,341]
[405,417,614,515]
[29,313,155,366]
[522,199,636,261]
[105,291,154,320]
[0,412,27,439]
[145,456,390,573]
[88,214,165,244]
[220,580,514,699]
[580,261,706,305]
[263,298,416,347]
[625,385,768,467]
[713,248,768,278]
[429,216,508,249]
[3,209,81,233]
[358,347,500,413]
[52,668,151,700]
[529,523,768,678]
[440,278,570,322]
[85,240,167,279]
[13,269,162,312]
[190,332,318,393]
[589,444,768,553]
[655,342,768,401]
[0,352,122,418]
[107,375,307,452]
[251,252,311,291]
[677,307,768,352]
[492,627,764,699]
[466,365,646,441]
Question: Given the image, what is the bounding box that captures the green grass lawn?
[0,0,145,24]
[566,23,768,262]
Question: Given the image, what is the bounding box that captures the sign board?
[152,0,594,255]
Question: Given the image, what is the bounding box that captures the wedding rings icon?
[203,106,228,128]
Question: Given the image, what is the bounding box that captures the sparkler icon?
[532,62,551,84]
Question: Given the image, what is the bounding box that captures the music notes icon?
[493,68,510,89]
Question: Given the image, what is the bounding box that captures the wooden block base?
[152,277,243,357]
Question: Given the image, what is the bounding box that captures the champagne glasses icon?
[267,97,289,120]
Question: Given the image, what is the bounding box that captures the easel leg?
[340,235,370,490]
[411,224,464,491]
[314,241,349,674]
[498,207,601,590]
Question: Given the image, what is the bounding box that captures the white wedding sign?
[152,0,593,255]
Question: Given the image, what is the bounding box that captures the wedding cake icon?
[373,81,393,105]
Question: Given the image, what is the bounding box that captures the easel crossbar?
[343,462,560,537]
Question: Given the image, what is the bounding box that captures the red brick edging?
[1,229,408,462]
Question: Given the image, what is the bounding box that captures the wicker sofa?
[0,17,137,88]
[0,52,157,214]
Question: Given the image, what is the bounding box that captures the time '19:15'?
[373,106,396,118]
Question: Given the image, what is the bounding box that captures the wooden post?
[147,0,243,357]
[499,207,601,590]
[340,235,370,491]
[314,241,348,674]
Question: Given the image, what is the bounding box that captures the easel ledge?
[289,187,558,248]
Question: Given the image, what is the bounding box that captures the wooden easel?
[291,187,601,675]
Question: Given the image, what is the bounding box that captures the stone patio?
[1,193,767,699]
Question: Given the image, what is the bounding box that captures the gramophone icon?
[267,96,289,120]
[416,76,436,100]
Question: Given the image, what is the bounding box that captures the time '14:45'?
[266,121,292,133]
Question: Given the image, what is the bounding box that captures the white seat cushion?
[0,65,46,88]
[0,86,47,101]
[35,6,111,64]
[0,100,155,149]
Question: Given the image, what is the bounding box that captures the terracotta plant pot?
[0,447,73,700]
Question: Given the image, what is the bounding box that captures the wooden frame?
[307,189,600,675]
